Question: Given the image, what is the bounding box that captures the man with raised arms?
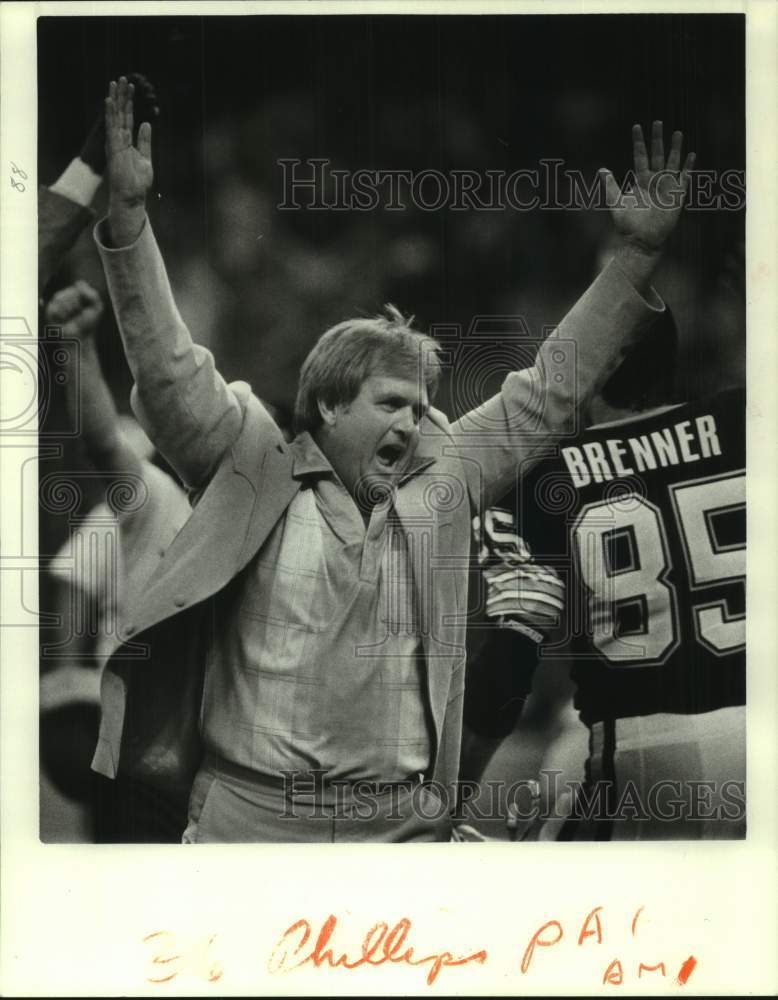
[93,77,692,842]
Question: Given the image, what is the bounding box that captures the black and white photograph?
[34,7,747,846]
[1,1,776,995]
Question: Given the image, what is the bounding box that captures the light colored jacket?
[92,218,663,804]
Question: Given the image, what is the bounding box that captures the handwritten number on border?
[10,161,27,192]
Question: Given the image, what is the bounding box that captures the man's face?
[317,371,429,505]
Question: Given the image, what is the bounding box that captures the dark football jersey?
[477,386,745,729]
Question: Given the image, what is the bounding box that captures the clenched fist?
[44,280,104,339]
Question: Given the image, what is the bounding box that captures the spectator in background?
[43,280,192,841]
[37,74,173,842]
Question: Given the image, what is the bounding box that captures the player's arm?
[39,74,159,292]
[460,629,540,784]
[453,122,695,508]
[95,77,245,489]
[45,280,144,487]
[460,510,566,783]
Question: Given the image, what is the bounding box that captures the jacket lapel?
[236,442,300,574]
[394,463,464,755]
[123,440,299,640]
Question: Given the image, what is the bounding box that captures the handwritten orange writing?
[268,914,487,985]
[521,919,563,973]
[140,908,699,990]
[520,906,698,988]
[578,906,603,946]
[603,958,624,985]
[142,930,223,984]
[676,955,697,986]
[638,960,667,978]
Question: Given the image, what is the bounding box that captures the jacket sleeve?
[38,187,94,292]
[94,216,247,489]
[450,259,665,509]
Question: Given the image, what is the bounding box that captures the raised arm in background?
[39,74,159,292]
[45,280,144,491]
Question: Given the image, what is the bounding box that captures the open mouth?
[375,443,405,470]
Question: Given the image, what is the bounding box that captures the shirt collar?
[290,431,335,480]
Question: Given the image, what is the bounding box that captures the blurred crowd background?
[37,13,745,840]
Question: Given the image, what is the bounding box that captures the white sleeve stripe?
[486,567,564,589]
[486,589,565,612]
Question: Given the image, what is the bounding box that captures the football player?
[462,301,746,840]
